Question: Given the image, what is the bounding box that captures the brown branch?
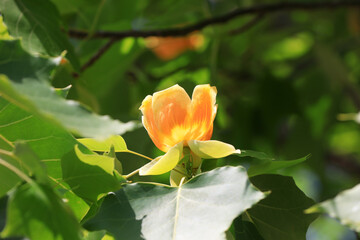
[68,1,360,40]
[229,13,265,36]
[326,152,360,179]
[78,38,117,74]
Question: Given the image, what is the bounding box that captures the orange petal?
[140,95,167,152]
[152,85,191,149]
[189,84,217,141]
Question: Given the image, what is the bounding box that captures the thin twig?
[126,150,153,161]
[229,13,265,35]
[326,152,360,179]
[68,1,360,40]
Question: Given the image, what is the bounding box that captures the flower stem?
[126,150,153,161]
[125,168,140,179]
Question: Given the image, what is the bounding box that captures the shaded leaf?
[233,218,264,240]
[0,40,137,138]
[237,150,274,160]
[247,155,310,177]
[247,174,318,240]
[83,191,142,240]
[306,183,360,232]
[0,0,80,69]
[235,151,308,177]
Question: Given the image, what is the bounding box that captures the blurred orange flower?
[146,33,204,60]
[139,84,240,176]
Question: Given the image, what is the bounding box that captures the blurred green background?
[39,0,360,239]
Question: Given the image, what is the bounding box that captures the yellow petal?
[139,142,183,175]
[188,140,240,159]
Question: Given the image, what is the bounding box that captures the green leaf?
[13,142,48,183]
[247,155,310,177]
[1,183,82,240]
[0,40,137,138]
[0,98,89,219]
[61,145,124,202]
[0,140,48,197]
[306,183,360,232]
[235,151,308,177]
[0,0,80,70]
[85,166,266,240]
[78,135,128,152]
[247,174,318,240]
[0,97,76,179]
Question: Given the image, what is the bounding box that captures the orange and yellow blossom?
[139,84,240,176]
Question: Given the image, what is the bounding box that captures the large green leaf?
[84,166,266,240]
[1,183,82,240]
[306,183,360,232]
[247,174,318,240]
[0,40,137,138]
[0,0,80,69]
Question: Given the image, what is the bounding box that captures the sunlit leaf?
[0,40,137,138]
[306,183,360,232]
[0,98,89,219]
[78,135,128,152]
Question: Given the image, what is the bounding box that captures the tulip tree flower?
[139,84,240,185]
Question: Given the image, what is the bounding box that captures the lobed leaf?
[84,166,266,240]
[247,174,318,240]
